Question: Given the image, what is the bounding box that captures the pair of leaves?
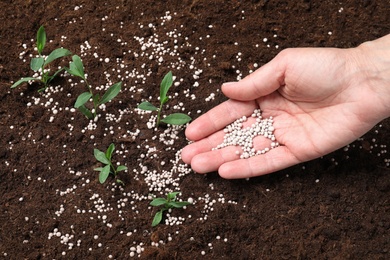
[138,71,173,112]
[150,192,191,227]
[10,26,71,89]
[69,55,122,119]
[94,143,115,165]
[138,101,191,125]
[32,26,71,74]
[150,198,190,208]
[66,55,85,80]
[94,143,127,184]
[138,71,191,126]
[74,82,122,118]
[74,82,122,108]
[30,48,72,72]
[11,49,71,88]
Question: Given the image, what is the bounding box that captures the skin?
[182,34,390,179]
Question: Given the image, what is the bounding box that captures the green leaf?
[161,96,169,105]
[94,148,110,165]
[160,71,173,104]
[117,165,127,172]
[77,105,93,119]
[150,198,167,207]
[36,26,46,55]
[99,165,111,184]
[138,101,158,111]
[168,201,191,208]
[161,113,192,125]
[47,67,65,84]
[37,87,47,93]
[93,94,100,106]
[41,67,66,88]
[106,143,115,161]
[152,210,163,227]
[10,77,38,88]
[67,55,85,79]
[30,57,44,71]
[116,179,125,185]
[167,192,179,201]
[99,82,122,105]
[74,92,92,108]
[94,167,103,171]
[44,48,72,66]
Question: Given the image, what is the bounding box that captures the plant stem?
[84,78,97,118]
[156,102,163,127]
[92,97,98,118]
[110,162,117,176]
[40,58,49,88]
[42,72,49,87]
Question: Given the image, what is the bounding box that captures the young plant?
[93,143,127,185]
[138,71,191,127]
[11,25,71,91]
[66,54,122,119]
[150,192,191,227]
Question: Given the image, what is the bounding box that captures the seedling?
[93,143,127,185]
[11,25,71,91]
[66,54,122,119]
[150,192,191,227]
[138,71,191,127]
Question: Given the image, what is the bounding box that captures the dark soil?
[1,0,389,259]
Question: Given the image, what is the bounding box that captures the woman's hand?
[182,35,390,179]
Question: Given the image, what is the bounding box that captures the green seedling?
[138,71,191,127]
[66,54,122,119]
[93,143,127,185]
[11,25,71,91]
[150,192,191,227]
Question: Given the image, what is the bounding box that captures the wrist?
[352,34,390,120]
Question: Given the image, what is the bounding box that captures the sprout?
[93,143,127,185]
[11,26,71,91]
[150,192,191,227]
[67,55,122,119]
[138,71,191,127]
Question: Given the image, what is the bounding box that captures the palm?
[257,90,360,162]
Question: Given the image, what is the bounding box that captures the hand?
[182,35,390,179]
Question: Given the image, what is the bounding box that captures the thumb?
[222,52,287,100]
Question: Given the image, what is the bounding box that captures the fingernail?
[222,81,237,86]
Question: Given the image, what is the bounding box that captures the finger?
[218,146,301,179]
[183,133,275,173]
[185,99,257,141]
[190,146,242,173]
[222,52,287,100]
[182,114,269,164]
[181,130,226,164]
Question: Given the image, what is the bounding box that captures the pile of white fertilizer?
[213,109,279,159]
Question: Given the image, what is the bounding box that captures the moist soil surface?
[1,1,389,259]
